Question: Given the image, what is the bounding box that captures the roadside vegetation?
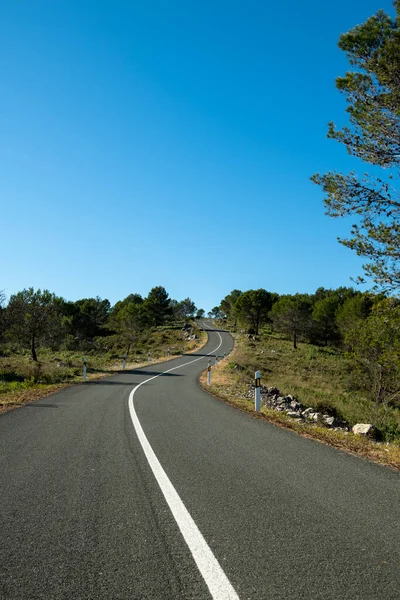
[200,360,400,470]
[201,284,400,468]
[0,286,206,412]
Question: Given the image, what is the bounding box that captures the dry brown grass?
[0,328,208,415]
[199,359,400,470]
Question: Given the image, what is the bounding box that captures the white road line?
[128,326,240,600]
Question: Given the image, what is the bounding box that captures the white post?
[122,353,126,370]
[148,352,151,363]
[83,357,87,381]
[207,362,211,385]
[255,370,261,412]
[215,356,219,367]
[168,347,171,359]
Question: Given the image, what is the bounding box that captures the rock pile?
[245,385,350,431]
[180,327,198,342]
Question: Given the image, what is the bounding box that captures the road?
[1,323,399,599]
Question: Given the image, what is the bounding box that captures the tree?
[179,298,197,319]
[312,296,341,345]
[110,293,143,318]
[69,297,111,344]
[346,298,400,410]
[336,293,374,345]
[6,288,58,360]
[235,289,275,334]
[311,2,400,292]
[195,308,205,320]
[270,295,313,349]
[220,289,242,325]
[144,286,172,326]
[112,303,148,355]
[209,306,224,319]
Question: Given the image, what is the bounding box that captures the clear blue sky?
[1,0,393,311]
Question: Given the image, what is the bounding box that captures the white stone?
[311,412,323,423]
[286,411,303,419]
[302,407,314,417]
[352,423,376,436]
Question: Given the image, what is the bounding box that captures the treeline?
[212,287,400,408]
[0,287,205,361]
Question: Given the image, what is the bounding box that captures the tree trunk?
[293,331,297,350]
[31,333,38,362]
[127,343,131,356]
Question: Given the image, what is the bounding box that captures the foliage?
[312,296,341,345]
[311,2,400,292]
[109,302,148,355]
[178,297,197,318]
[269,295,313,348]
[208,306,224,319]
[6,288,59,361]
[1,285,201,358]
[346,298,400,409]
[336,293,374,344]
[110,293,143,317]
[224,328,400,441]
[234,289,276,334]
[220,289,242,324]
[144,286,172,326]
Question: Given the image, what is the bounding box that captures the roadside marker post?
[215,356,219,368]
[122,354,126,370]
[83,357,87,382]
[168,347,171,359]
[207,359,211,385]
[255,370,261,412]
[148,352,151,364]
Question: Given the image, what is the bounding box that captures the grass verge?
[199,347,400,471]
[0,324,207,414]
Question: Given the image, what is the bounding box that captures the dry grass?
[199,355,400,470]
[0,326,208,415]
[223,331,400,440]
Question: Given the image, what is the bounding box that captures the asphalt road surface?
[1,323,399,599]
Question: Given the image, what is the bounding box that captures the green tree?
[110,293,143,318]
[270,295,313,349]
[235,289,275,334]
[69,297,111,344]
[209,306,224,319]
[220,289,242,325]
[346,298,400,411]
[311,2,400,292]
[195,308,205,320]
[336,293,374,345]
[6,288,58,360]
[169,299,185,321]
[179,298,197,319]
[312,296,341,345]
[144,286,172,326]
[112,303,148,355]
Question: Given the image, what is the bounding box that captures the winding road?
[1,323,399,599]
